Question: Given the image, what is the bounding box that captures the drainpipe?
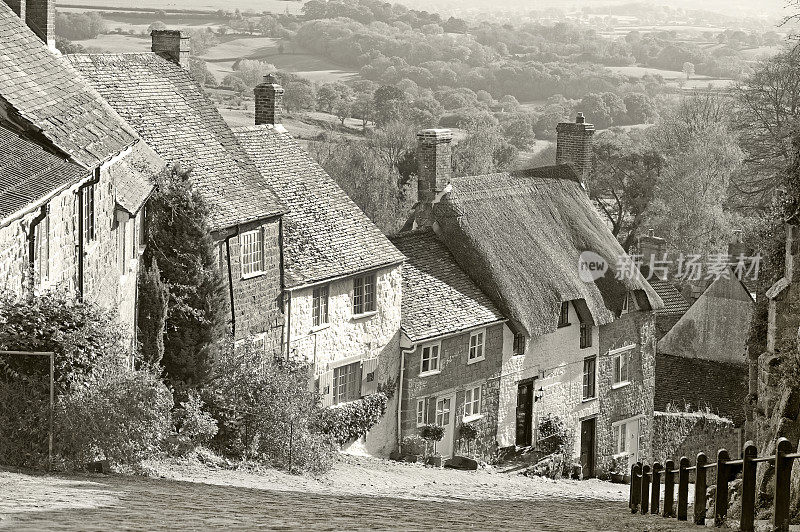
[397,346,415,448]
[225,235,236,337]
[26,205,47,292]
[285,290,292,362]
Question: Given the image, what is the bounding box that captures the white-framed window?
[582,356,596,400]
[353,273,376,314]
[621,292,630,314]
[240,228,264,278]
[416,398,427,426]
[312,284,329,327]
[138,206,147,248]
[35,207,50,282]
[468,329,485,363]
[464,385,482,419]
[612,416,644,462]
[79,182,96,244]
[253,332,267,353]
[611,345,635,387]
[333,361,361,404]
[420,343,440,375]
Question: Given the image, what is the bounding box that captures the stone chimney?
[556,113,595,183]
[254,74,285,126]
[151,30,190,70]
[414,128,453,228]
[22,0,54,50]
[4,0,26,21]
[639,228,667,280]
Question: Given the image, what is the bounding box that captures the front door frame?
[580,416,597,479]
[435,392,456,458]
[516,378,535,446]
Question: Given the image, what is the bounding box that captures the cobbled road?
[0,459,706,531]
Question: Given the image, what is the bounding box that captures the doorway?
[516,380,534,446]
[580,417,597,479]
[435,394,455,458]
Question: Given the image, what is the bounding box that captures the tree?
[141,165,228,388]
[601,92,627,126]
[623,93,657,125]
[316,82,342,113]
[453,119,518,177]
[501,111,537,150]
[580,93,613,129]
[589,129,663,250]
[284,81,316,112]
[137,260,168,366]
[682,62,695,80]
[732,46,800,208]
[373,85,407,127]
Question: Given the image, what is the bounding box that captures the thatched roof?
[433,164,664,339]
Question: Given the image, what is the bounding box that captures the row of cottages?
[0,1,163,344]
[62,29,405,452]
[394,118,665,477]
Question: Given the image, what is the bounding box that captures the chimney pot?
[254,73,285,126]
[151,29,191,70]
[576,112,586,124]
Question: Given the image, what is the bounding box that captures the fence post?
[774,438,795,532]
[694,452,708,526]
[740,441,757,532]
[663,459,675,518]
[677,456,690,521]
[630,462,642,514]
[641,464,651,514]
[651,462,662,515]
[714,448,730,527]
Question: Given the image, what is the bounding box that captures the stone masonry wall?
[596,311,657,475]
[223,217,284,352]
[289,266,403,456]
[652,411,741,464]
[401,323,507,461]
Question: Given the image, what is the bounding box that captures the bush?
[58,360,173,468]
[419,423,445,442]
[316,393,388,447]
[0,375,51,468]
[537,414,567,455]
[205,341,334,473]
[401,434,426,456]
[169,391,218,456]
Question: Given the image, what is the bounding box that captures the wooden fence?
[628,438,799,531]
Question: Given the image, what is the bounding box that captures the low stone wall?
[652,411,742,465]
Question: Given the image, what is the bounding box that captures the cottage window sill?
[612,381,631,390]
[310,323,330,333]
[419,369,441,378]
[581,396,597,404]
[351,310,378,321]
[463,414,483,423]
[241,270,265,280]
[467,355,485,365]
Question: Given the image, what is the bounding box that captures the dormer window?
[580,323,593,349]
[558,301,570,327]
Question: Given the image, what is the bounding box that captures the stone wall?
[223,217,284,351]
[652,411,741,465]
[596,311,656,474]
[655,353,748,426]
[288,265,403,456]
[401,322,507,461]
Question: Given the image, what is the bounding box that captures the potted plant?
[401,435,425,463]
[609,454,630,484]
[419,424,445,467]
[459,422,478,456]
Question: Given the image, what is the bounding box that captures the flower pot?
[611,472,625,484]
[404,454,419,463]
[623,474,631,484]
[427,455,443,468]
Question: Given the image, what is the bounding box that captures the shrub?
[170,391,218,456]
[57,359,173,468]
[401,434,426,456]
[205,341,334,473]
[316,393,389,447]
[537,414,567,455]
[419,423,445,442]
[0,375,51,468]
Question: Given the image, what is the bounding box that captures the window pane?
[365,274,375,312]
[353,277,363,314]
[622,354,629,382]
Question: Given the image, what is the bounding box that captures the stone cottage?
[67,34,288,352]
[391,229,510,461]
[0,2,163,340]
[232,78,405,456]
[409,118,664,477]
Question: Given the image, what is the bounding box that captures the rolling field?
[75,33,150,52]
[59,0,304,14]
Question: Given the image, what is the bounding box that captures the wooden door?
[515,380,533,446]
[580,417,597,479]
[435,394,455,458]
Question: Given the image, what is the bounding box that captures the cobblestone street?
[0,456,705,531]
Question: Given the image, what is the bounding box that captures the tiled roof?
[114,142,163,214]
[433,165,665,339]
[0,124,87,220]
[67,53,286,230]
[648,279,691,316]
[0,5,137,167]
[234,125,405,287]
[391,230,505,342]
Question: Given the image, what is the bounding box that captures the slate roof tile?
[234,125,405,287]
[67,53,286,230]
[0,124,87,220]
[0,5,137,167]
[390,230,505,343]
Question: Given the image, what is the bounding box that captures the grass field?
[607,65,713,80]
[75,33,150,52]
[59,0,303,14]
